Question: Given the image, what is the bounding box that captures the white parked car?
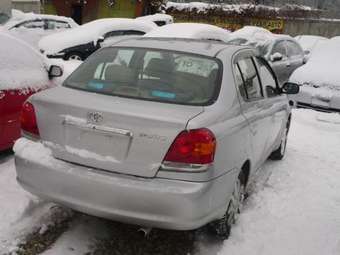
[144,23,230,42]
[1,9,78,48]
[289,39,340,112]
[39,18,157,61]
[136,14,173,26]
[295,35,328,57]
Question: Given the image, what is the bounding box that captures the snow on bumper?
[14,138,228,230]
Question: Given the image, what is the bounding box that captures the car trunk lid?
[33,87,204,178]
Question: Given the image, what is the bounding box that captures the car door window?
[104,31,124,39]
[237,58,263,100]
[55,21,71,29]
[17,19,44,29]
[233,64,247,99]
[286,41,303,58]
[271,41,288,59]
[256,58,279,97]
[122,30,145,36]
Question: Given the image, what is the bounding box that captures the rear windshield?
[64,47,222,106]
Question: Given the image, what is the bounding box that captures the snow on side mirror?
[281,82,300,95]
[95,36,105,48]
[48,65,63,79]
[270,52,283,62]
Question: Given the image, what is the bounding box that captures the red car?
[0,32,62,151]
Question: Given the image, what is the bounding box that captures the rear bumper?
[15,141,232,230]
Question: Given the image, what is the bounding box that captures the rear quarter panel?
[187,49,253,180]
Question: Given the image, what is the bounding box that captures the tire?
[212,171,246,240]
[65,52,83,61]
[269,119,291,160]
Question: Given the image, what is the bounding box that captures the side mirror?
[95,36,104,48]
[48,65,63,79]
[281,82,300,95]
[270,52,283,62]
[304,50,310,55]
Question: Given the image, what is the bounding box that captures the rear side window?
[286,41,303,57]
[237,58,263,100]
[16,19,44,29]
[64,47,222,106]
[271,41,288,59]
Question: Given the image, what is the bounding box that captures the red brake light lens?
[21,102,40,137]
[163,128,216,165]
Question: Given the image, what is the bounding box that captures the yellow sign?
[250,19,284,31]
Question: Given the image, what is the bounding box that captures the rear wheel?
[212,172,246,240]
[65,52,83,61]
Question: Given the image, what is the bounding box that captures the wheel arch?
[240,160,251,186]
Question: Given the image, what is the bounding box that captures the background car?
[295,35,328,58]
[39,18,157,61]
[1,9,78,48]
[144,22,230,42]
[0,32,59,151]
[15,37,299,241]
[289,39,340,112]
[136,14,173,26]
[228,26,306,85]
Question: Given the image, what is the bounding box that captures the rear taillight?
[21,102,40,137]
[163,128,216,165]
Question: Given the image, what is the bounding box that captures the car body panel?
[0,32,51,151]
[32,86,204,178]
[293,85,340,112]
[0,90,35,150]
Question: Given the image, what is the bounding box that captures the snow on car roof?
[0,31,49,91]
[144,23,230,42]
[290,40,340,89]
[39,18,157,55]
[3,9,78,29]
[136,14,173,24]
[227,26,296,55]
[228,26,276,46]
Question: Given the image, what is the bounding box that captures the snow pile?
[290,40,340,89]
[228,26,274,47]
[0,156,55,254]
[39,19,157,55]
[0,32,50,91]
[217,109,340,255]
[165,2,320,18]
[295,35,328,53]
[136,14,173,25]
[144,23,230,42]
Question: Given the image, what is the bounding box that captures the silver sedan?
[15,37,299,239]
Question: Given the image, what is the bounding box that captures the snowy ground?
[0,109,339,255]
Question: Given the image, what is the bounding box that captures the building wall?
[12,0,41,13]
[42,0,146,23]
[0,0,12,15]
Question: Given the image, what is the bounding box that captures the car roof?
[144,23,230,42]
[111,37,246,57]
